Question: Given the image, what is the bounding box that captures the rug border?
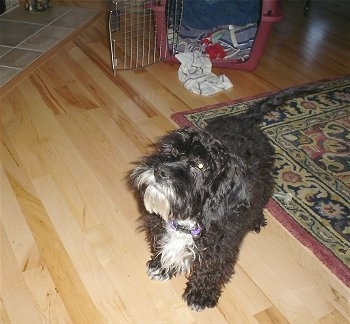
[171,75,350,288]
[171,74,350,128]
[266,200,350,287]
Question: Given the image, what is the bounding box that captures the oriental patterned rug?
[172,76,350,287]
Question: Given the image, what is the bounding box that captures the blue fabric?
[181,0,261,29]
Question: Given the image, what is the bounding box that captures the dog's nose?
[155,165,170,179]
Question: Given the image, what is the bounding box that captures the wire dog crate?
[108,0,283,74]
[108,0,182,73]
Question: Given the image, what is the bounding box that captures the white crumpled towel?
[175,51,233,96]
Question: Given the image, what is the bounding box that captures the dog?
[130,89,307,311]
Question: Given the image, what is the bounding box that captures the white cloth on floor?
[175,51,233,96]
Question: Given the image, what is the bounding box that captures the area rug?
[171,76,350,287]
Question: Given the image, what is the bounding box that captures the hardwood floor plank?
[1,168,41,273]
[255,306,290,324]
[1,0,349,322]
[1,224,45,323]
[220,264,273,316]
[22,265,73,323]
[0,298,11,324]
[319,310,349,324]
[33,175,134,323]
[5,172,104,323]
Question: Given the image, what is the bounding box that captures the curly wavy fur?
[131,89,312,311]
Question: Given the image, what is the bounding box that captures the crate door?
[108,0,182,74]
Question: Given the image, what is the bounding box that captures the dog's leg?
[183,247,238,311]
[252,212,267,233]
[146,257,173,281]
[143,214,174,281]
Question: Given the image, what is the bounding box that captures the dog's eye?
[196,162,204,170]
[171,148,178,156]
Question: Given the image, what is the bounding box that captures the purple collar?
[169,220,202,238]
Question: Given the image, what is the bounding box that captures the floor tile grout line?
[0,5,73,23]
[0,6,99,87]
[0,18,44,25]
[47,7,74,27]
[0,64,22,71]
[0,6,95,27]
[6,8,75,54]
[0,47,13,60]
[0,45,15,49]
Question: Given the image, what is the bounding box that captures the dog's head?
[131,128,248,226]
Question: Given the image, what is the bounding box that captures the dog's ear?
[201,156,250,227]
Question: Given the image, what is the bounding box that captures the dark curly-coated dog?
[131,90,306,311]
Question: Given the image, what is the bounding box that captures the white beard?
[134,168,176,221]
[143,185,171,220]
[158,220,198,275]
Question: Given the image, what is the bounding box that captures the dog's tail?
[207,87,316,128]
[244,87,316,124]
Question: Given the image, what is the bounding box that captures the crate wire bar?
[108,0,182,73]
[108,0,281,73]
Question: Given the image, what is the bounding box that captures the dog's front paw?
[252,215,267,233]
[146,260,172,281]
[183,288,219,311]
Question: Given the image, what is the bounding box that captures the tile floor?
[0,5,99,87]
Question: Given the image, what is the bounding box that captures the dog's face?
[131,128,248,224]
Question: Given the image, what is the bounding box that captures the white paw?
[146,261,171,281]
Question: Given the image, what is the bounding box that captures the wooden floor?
[1,1,350,323]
